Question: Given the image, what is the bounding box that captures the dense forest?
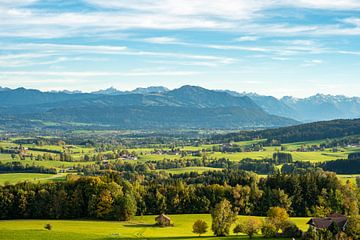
[213,118,360,143]
[0,169,358,220]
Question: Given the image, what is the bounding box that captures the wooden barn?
[307,213,348,231]
[155,213,171,226]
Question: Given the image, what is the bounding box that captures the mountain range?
[0,85,358,130]
[218,90,360,122]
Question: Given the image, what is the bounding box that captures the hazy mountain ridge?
[0,85,297,130]
[280,94,360,121]
[1,85,359,129]
[221,89,360,122]
[92,86,169,95]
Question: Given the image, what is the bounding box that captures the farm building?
[155,213,171,226]
[307,213,348,231]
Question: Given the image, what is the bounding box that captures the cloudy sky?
[0,0,359,97]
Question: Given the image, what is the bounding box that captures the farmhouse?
[155,213,171,226]
[307,213,348,231]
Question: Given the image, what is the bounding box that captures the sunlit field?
[0,214,310,240]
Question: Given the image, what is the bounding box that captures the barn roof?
[155,213,171,221]
[307,214,347,230]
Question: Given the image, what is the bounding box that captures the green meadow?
[0,138,355,186]
[156,167,222,174]
[209,149,346,162]
[0,214,310,240]
[0,173,57,185]
[338,174,360,185]
[0,158,96,168]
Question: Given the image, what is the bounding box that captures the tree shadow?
[123,223,158,228]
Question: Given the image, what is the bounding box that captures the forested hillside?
[213,118,360,143]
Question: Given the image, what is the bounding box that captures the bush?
[346,215,360,239]
[267,207,289,231]
[192,220,208,236]
[233,224,242,235]
[261,221,277,238]
[44,223,52,230]
[281,220,302,238]
[237,217,262,239]
[304,227,333,240]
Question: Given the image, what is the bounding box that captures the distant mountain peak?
[92,87,123,95]
[281,96,300,103]
[131,86,169,94]
[0,86,11,92]
[175,85,207,91]
[92,86,169,95]
[50,90,83,94]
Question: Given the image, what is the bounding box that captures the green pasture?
[338,174,360,185]
[0,214,310,240]
[290,151,347,162]
[0,173,58,185]
[138,154,181,161]
[0,158,95,169]
[282,140,326,151]
[158,167,222,174]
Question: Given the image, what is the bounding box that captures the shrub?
[304,227,333,240]
[261,220,277,238]
[237,217,262,239]
[192,220,208,236]
[281,220,302,238]
[346,215,360,239]
[44,223,52,230]
[267,207,289,231]
[233,224,242,235]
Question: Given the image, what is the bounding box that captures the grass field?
[0,214,310,240]
[158,167,222,174]
[0,173,58,185]
[0,153,11,160]
[0,158,96,169]
[338,174,360,185]
[209,149,346,162]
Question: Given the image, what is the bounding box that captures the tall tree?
[115,191,137,221]
[211,199,237,236]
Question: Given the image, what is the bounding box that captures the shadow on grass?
[101,236,281,240]
[123,224,158,228]
[102,237,242,240]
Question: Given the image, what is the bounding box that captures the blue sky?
[0,0,359,97]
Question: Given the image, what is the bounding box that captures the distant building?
[155,213,171,226]
[307,213,348,231]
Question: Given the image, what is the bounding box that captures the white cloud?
[338,50,360,56]
[285,0,360,9]
[0,0,37,6]
[235,36,259,42]
[302,59,324,67]
[205,44,268,52]
[311,59,323,64]
[86,0,266,20]
[87,0,360,18]
[342,18,360,27]
[0,43,236,66]
[276,40,315,46]
[0,70,200,77]
[142,37,183,45]
[0,1,359,39]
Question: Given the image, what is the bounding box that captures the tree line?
[1,169,359,220]
[0,161,56,174]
